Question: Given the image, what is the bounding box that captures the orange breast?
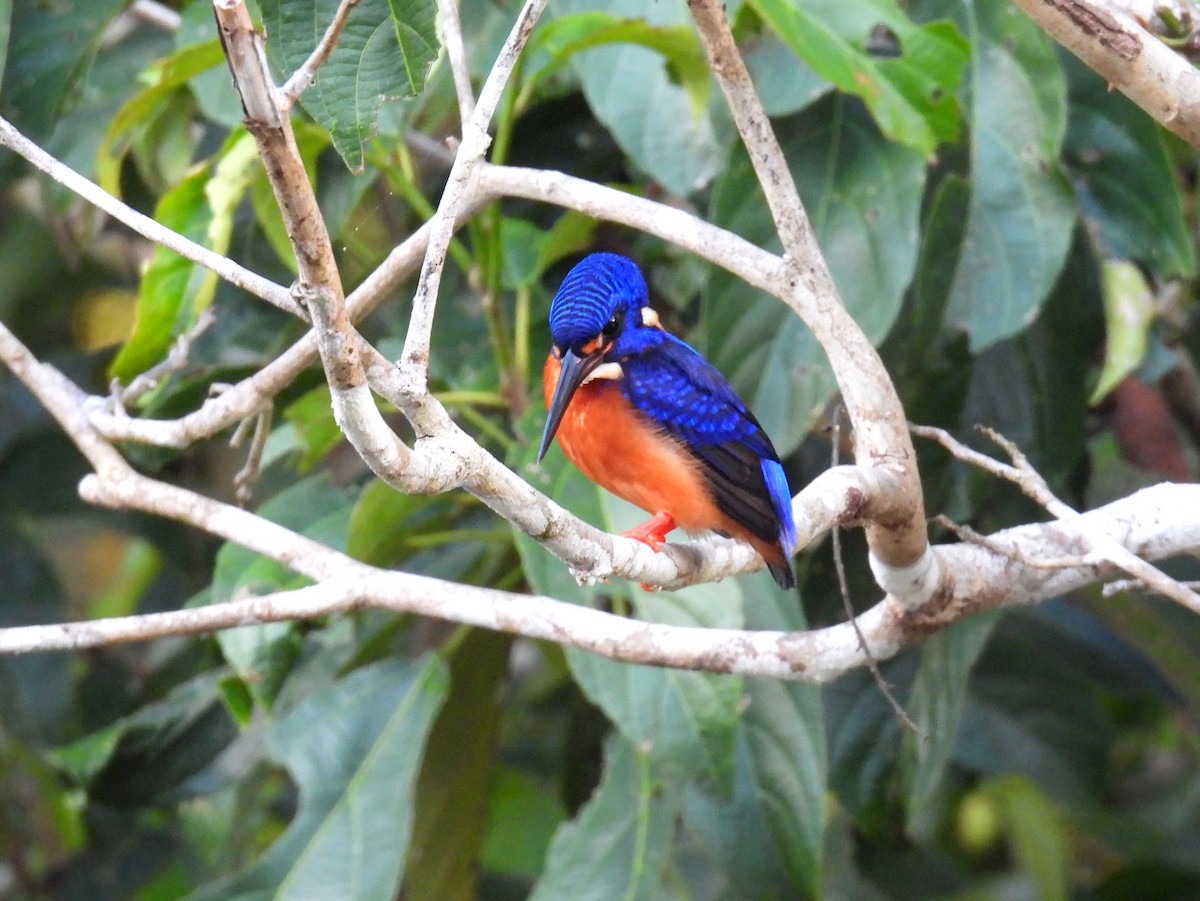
[542,353,725,532]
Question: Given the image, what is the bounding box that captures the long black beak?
[537,348,600,463]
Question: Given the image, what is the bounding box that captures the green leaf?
[523,13,711,118]
[956,629,1111,807]
[481,767,568,880]
[532,735,684,901]
[0,0,11,92]
[406,629,514,901]
[555,0,727,195]
[740,574,826,895]
[52,673,237,808]
[566,580,744,784]
[744,28,831,118]
[678,572,827,899]
[210,475,355,708]
[262,0,438,172]
[282,384,343,469]
[0,0,126,142]
[705,94,926,453]
[110,130,261,381]
[1090,261,1156,405]
[1064,55,1196,280]
[345,479,452,567]
[187,656,449,901]
[903,612,1000,838]
[960,236,1099,484]
[985,775,1070,901]
[95,40,227,196]
[749,0,967,153]
[943,0,1075,349]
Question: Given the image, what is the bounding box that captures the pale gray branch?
[685,0,929,585]
[913,424,1200,614]
[1009,0,1200,147]
[280,0,360,105]
[0,114,303,319]
[397,0,548,392]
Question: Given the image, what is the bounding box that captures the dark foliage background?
[0,0,1198,898]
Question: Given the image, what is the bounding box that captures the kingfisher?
[537,253,797,589]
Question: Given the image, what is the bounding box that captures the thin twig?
[226,398,272,506]
[439,0,477,124]
[1103,578,1200,597]
[116,307,217,407]
[398,0,548,393]
[935,515,1093,571]
[280,0,360,106]
[912,423,1200,614]
[0,115,303,319]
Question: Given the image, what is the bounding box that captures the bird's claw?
[620,511,675,591]
[620,511,676,553]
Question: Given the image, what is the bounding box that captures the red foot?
[620,511,676,552]
[620,512,676,590]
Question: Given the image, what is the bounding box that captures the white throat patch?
[583,361,624,383]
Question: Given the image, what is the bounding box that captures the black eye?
[600,311,623,342]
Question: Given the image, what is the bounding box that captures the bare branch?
[2,468,1197,682]
[4,312,1200,680]
[913,424,1200,614]
[280,0,360,106]
[439,0,477,124]
[397,0,548,392]
[0,114,304,319]
[684,0,930,588]
[1008,0,1200,147]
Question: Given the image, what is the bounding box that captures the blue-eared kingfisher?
[537,253,798,589]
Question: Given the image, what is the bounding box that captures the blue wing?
[621,335,795,555]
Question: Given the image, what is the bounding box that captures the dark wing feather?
[621,335,785,547]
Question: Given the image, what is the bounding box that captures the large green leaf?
[955,622,1111,807]
[749,0,967,153]
[959,234,1099,485]
[110,130,261,381]
[0,0,126,142]
[554,0,728,196]
[1063,55,1196,280]
[902,611,1000,838]
[405,629,514,901]
[521,13,711,117]
[531,735,684,901]
[187,656,449,901]
[565,580,744,785]
[0,518,70,743]
[943,0,1075,349]
[95,40,226,196]
[0,0,10,92]
[261,0,437,172]
[52,673,237,808]
[677,572,826,899]
[705,94,926,453]
[210,475,355,708]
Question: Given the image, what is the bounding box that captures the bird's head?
[538,253,663,463]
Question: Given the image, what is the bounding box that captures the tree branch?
[913,424,1200,614]
[1008,0,1200,147]
[280,0,360,105]
[685,0,931,598]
